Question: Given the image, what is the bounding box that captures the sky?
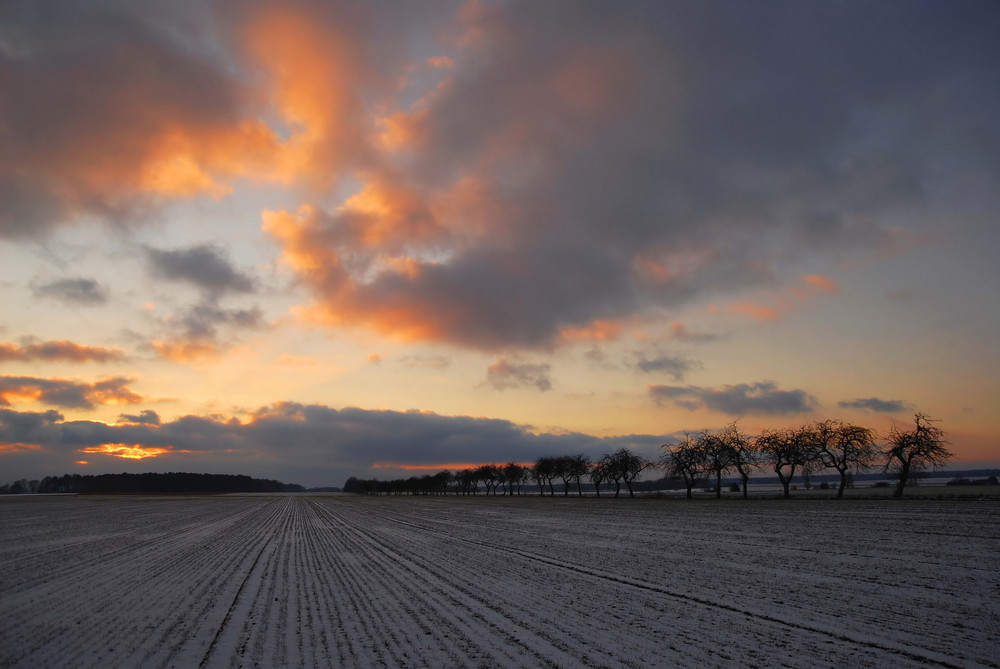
[1,0,998,488]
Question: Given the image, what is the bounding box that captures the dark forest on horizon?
[0,472,306,495]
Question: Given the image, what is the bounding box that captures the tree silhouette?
[662,435,709,499]
[812,419,878,498]
[884,412,953,499]
[717,421,758,499]
[567,454,591,497]
[757,425,816,499]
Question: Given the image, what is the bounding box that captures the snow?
[1,494,997,668]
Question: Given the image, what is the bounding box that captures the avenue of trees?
[346,413,956,500]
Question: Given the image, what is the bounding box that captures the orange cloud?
[0,375,145,409]
[725,275,839,321]
[242,5,375,188]
[77,444,188,460]
[0,443,43,453]
[0,340,126,363]
[801,274,838,293]
[151,340,221,363]
[727,301,783,321]
[558,319,624,344]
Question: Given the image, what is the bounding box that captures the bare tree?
[555,455,575,496]
[503,462,527,496]
[757,425,816,499]
[662,434,709,499]
[590,459,609,497]
[598,453,624,497]
[457,468,480,495]
[603,448,652,498]
[531,458,548,495]
[476,464,502,495]
[567,454,592,496]
[701,430,734,499]
[812,419,878,498]
[717,421,758,499]
[532,457,558,496]
[884,412,953,499]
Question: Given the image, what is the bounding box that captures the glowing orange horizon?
[77,444,190,460]
[373,461,533,471]
[0,443,43,453]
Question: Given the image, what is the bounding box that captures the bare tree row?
[345,413,952,500]
[664,412,951,499]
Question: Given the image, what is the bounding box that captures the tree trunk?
[837,470,847,498]
[685,482,693,499]
[741,474,749,500]
[893,461,909,499]
[715,471,722,499]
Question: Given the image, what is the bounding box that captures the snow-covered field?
[1,494,997,668]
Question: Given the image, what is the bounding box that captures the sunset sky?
[2,0,998,488]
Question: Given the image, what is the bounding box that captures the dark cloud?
[0,0,267,238]
[31,278,108,306]
[0,375,144,410]
[146,244,255,295]
[5,0,998,352]
[650,381,816,416]
[0,402,669,488]
[149,299,265,361]
[838,397,910,413]
[485,358,551,392]
[666,323,717,343]
[142,244,263,360]
[634,354,697,381]
[0,340,125,363]
[117,409,161,426]
[266,1,1000,350]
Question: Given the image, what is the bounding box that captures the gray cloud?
[0,403,670,488]
[4,1,998,353]
[32,278,108,306]
[268,1,1000,351]
[0,340,125,363]
[634,353,697,381]
[146,245,255,296]
[0,0,256,238]
[650,381,816,416]
[485,359,552,392]
[0,375,144,410]
[118,409,161,426]
[838,397,911,413]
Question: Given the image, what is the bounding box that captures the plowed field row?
[1,495,996,668]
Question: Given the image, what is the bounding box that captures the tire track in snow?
[375,499,992,669]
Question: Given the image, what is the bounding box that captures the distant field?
[1,495,997,668]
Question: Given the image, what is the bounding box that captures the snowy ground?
[1,494,997,668]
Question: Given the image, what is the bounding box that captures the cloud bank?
[650,381,817,416]
[0,403,668,488]
[4,1,994,353]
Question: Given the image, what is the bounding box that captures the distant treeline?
[0,472,305,495]
[344,414,962,500]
